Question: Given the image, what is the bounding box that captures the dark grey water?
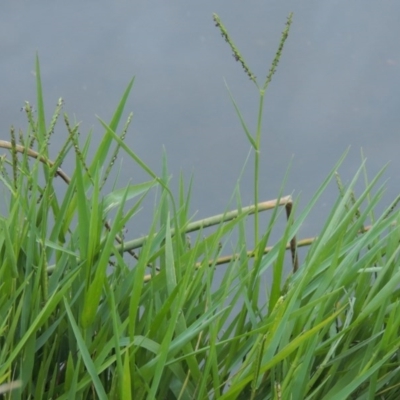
[1,1,400,252]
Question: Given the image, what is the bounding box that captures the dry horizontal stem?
[0,139,71,183]
[117,196,293,252]
[143,235,312,282]
[142,221,382,282]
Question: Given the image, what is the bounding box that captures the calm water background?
[1,1,400,263]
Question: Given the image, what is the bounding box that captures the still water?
[1,1,400,254]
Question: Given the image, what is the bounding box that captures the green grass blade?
[64,299,108,400]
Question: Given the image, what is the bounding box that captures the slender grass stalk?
[213,13,292,246]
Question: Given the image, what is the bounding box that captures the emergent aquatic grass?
[1,13,400,399]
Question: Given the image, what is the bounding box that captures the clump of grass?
[0,14,400,400]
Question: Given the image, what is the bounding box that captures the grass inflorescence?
[1,13,400,400]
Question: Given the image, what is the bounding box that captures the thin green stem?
[254,92,266,247]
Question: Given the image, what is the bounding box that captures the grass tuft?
[1,13,400,400]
